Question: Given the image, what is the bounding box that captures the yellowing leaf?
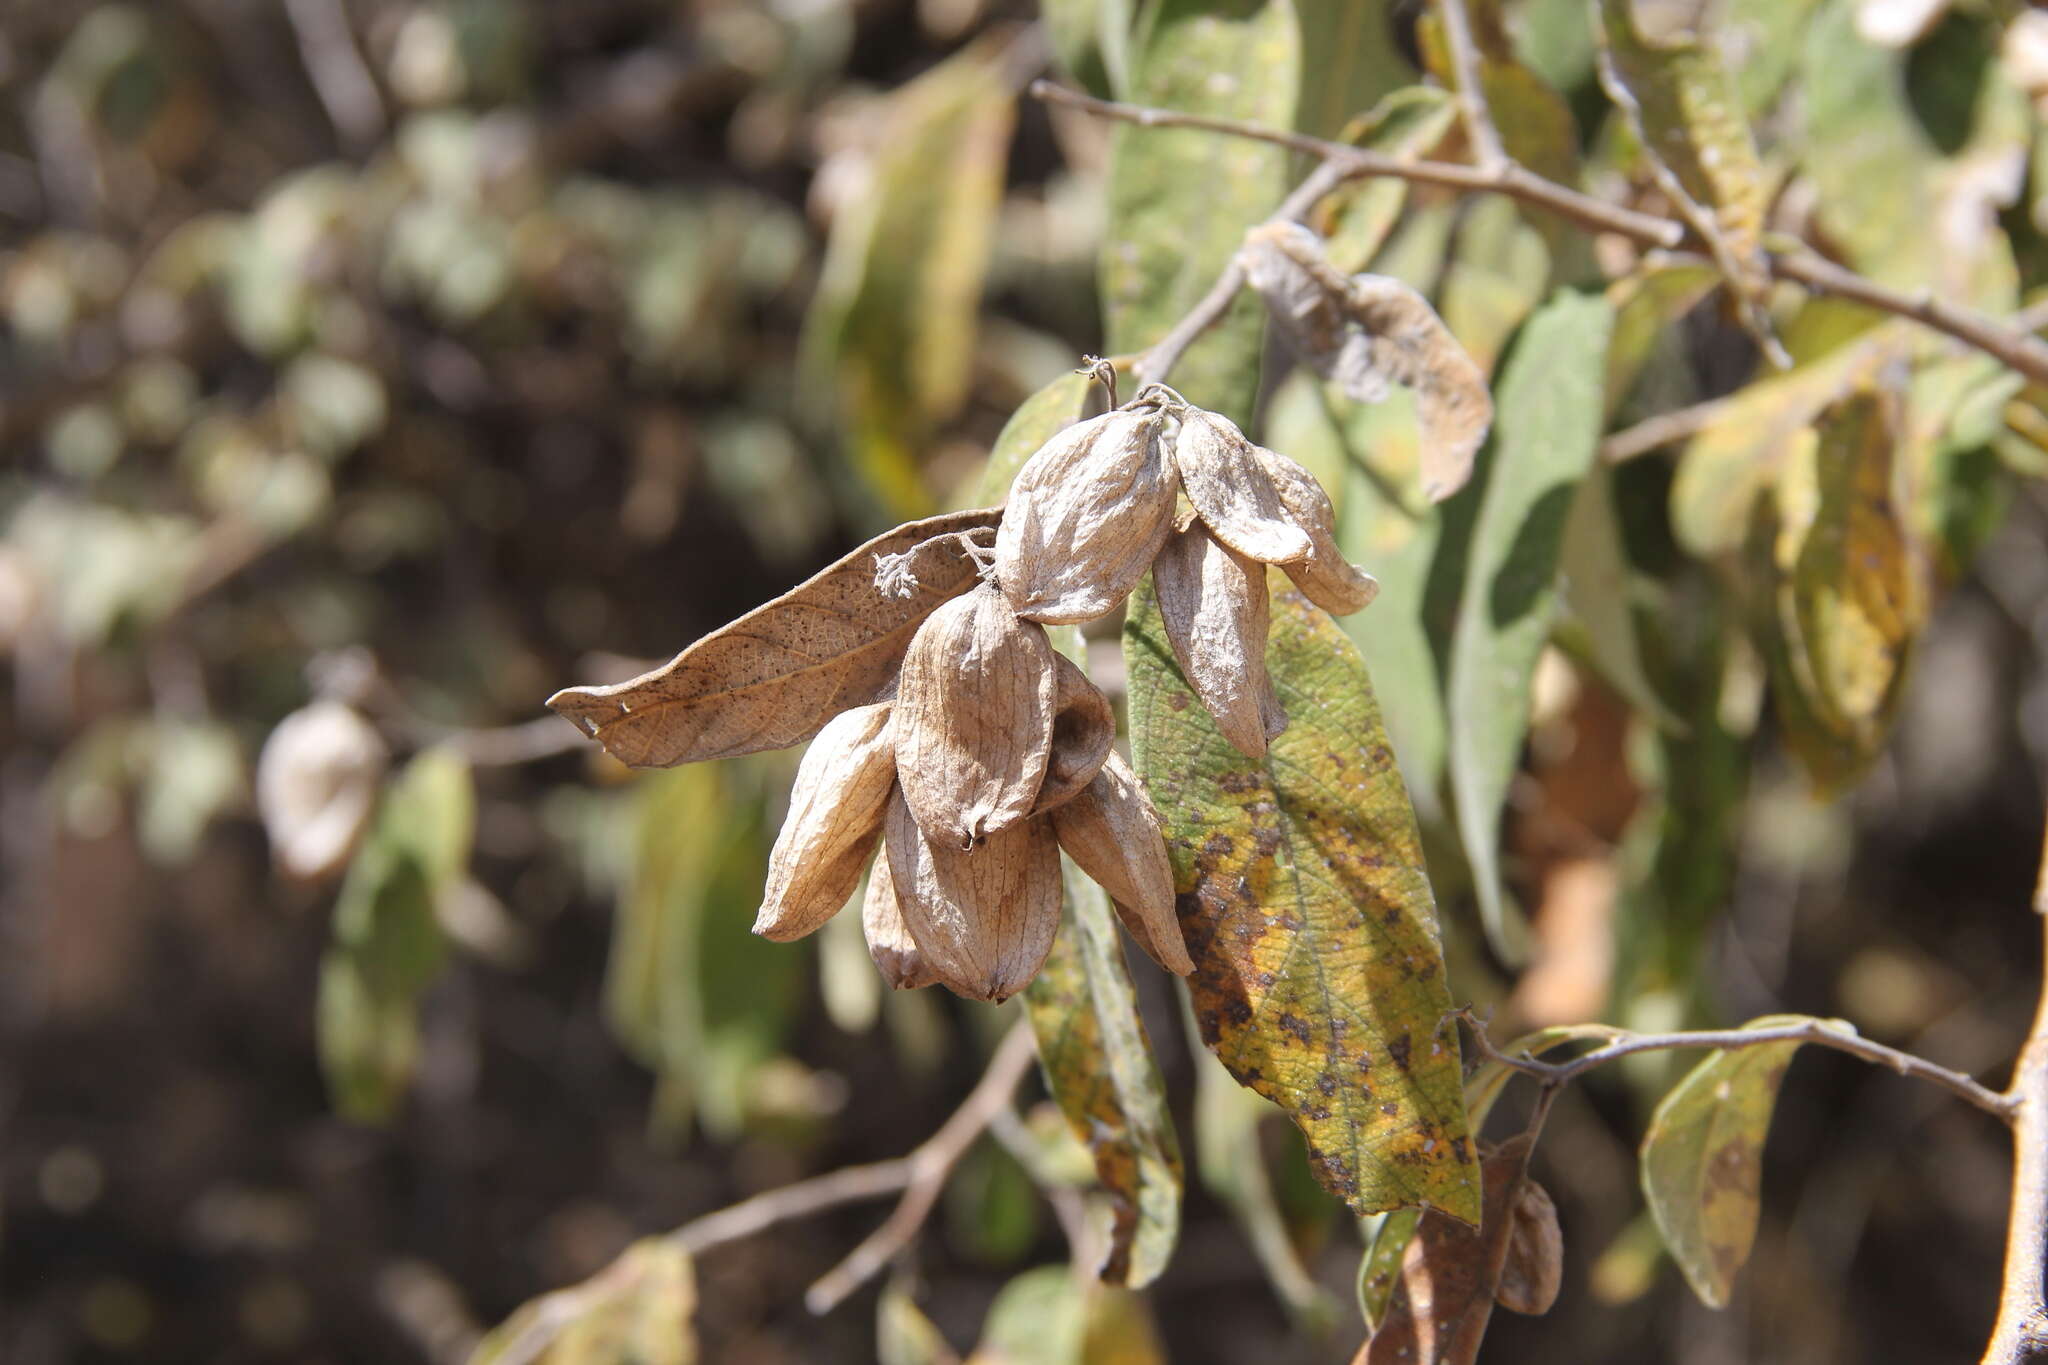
[1128,577,1480,1223]
[880,1280,961,1365]
[1022,860,1183,1287]
[802,36,1019,515]
[966,1267,1164,1365]
[1639,1015,1833,1308]
[470,1237,697,1365]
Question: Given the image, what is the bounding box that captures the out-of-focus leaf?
[1594,0,1777,356]
[8,496,199,644]
[1447,291,1613,961]
[803,35,1019,515]
[965,1266,1165,1365]
[1639,1015,1834,1307]
[1129,577,1480,1223]
[1557,468,1679,729]
[1316,88,1460,275]
[138,719,244,866]
[819,887,883,1033]
[319,747,474,1122]
[1604,262,1718,415]
[470,1237,696,1365]
[1723,0,1825,114]
[1296,0,1414,143]
[1437,197,1549,376]
[1043,0,1133,98]
[1101,0,1299,426]
[548,507,1000,768]
[1022,860,1183,1287]
[1356,1207,1421,1332]
[976,368,1097,504]
[879,1280,961,1365]
[282,353,387,460]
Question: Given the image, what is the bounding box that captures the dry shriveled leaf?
[753,701,896,942]
[1496,1179,1563,1315]
[1155,526,1279,760]
[258,698,388,880]
[1034,652,1116,815]
[470,1237,696,1365]
[1173,407,1313,565]
[995,406,1176,625]
[885,790,1061,1002]
[1049,749,1190,976]
[896,584,1058,850]
[863,852,940,990]
[548,508,1001,767]
[1239,223,1491,502]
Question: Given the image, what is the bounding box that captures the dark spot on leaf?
[1168,691,1189,711]
[1381,1102,1399,1117]
[1388,1033,1413,1071]
[1317,1073,1337,1096]
[1277,1012,1312,1045]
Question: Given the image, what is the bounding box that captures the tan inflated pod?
[1050,750,1191,976]
[753,700,897,942]
[1154,524,1277,759]
[861,847,940,990]
[885,790,1062,1002]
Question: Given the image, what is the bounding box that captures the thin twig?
[283,0,386,152]
[1600,394,1741,463]
[1982,823,2048,1364]
[803,1021,1040,1313]
[1458,1009,2014,1121]
[1030,81,2048,388]
[1435,0,1507,170]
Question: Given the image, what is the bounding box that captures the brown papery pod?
[885,790,1061,1001]
[1257,447,1381,616]
[548,507,1001,766]
[1239,222,1492,503]
[1155,525,1279,758]
[862,847,940,990]
[1173,408,1313,566]
[1495,1180,1563,1316]
[1032,652,1116,814]
[1050,750,1191,976]
[753,701,897,942]
[995,406,1177,624]
[895,583,1057,850]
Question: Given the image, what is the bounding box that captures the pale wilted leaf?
[885,789,1060,1002]
[896,584,1057,849]
[548,507,999,768]
[1239,224,1492,502]
[470,1237,696,1365]
[1049,749,1188,976]
[1640,1015,1828,1307]
[994,406,1176,625]
[1023,859,1184,1287]
[1129,577,1480,1222]
[753,701,895,942]
[1447,291,1613,961]
[258,699,389,880]
[1155,526,1278,760]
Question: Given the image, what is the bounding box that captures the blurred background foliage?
[2,0,2048,1362]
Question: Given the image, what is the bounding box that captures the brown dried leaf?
[1173,409,1313,565]
[885,790,1060,1001]
[1051,749,1191,977]
[1034,652,1116,815]
[1256,447,1380,616]
[753,701,895,942]
[1239,223,1491,502]
[895,584,1057,850]
[995,407,1177,624]
[1154,525,1278,759]
[1360,1135,1538,1365]
[548,508,1001,767]
[863,847,939,990]
[1496,1179,1563,1315]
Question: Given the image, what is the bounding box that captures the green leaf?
[1129,577,1480,1223]
[1640,1015,1833,1308]
[1316,87,1459,275]
[470,1237,697,1365]
[1022,860,1183,1287]
[1447,291,1614,961]
[318,748,474,1122]
[1355,1206,1420,1331]
[1042,0,1135,98]
[1558,466,1681,730]
[1295,0,1416,143]
[967,1267,1164,1365]
[802,35,1019,516]
[879,1280,960,1365]
[1101,0,1300,424]
[1437,196,1550,376]
[1604,261,1718,416]
[975,368,1097,505]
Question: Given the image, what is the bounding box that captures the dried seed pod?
[1050,750,1191,976]
[894,584,1057,849]
[1256,447,1381,616]
[1496,1179,1563,1315]
[995,406,1177,624]
[1155,525,1277,758]
[1173,408,1313,566]
[885,790,1061,1001]
[753,701,896,941]
[1033,652,1116,814]
[257,699,389,881]
[862,845,939,990]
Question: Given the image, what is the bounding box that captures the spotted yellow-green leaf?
[1315,87,1460,275]
[1102,0,1299,425]
[1448,291,1613,961]
[975,367,1098,505]
[1356,1206,1421,1331]
[879,1279,960,1365]
[1640,1015,1833,1308]
[470,1237,696,1365]
[318,747,473,1122]
[1128,576,1480,1223]
[802,34,1019,516]
[1021,859,1183,1288]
